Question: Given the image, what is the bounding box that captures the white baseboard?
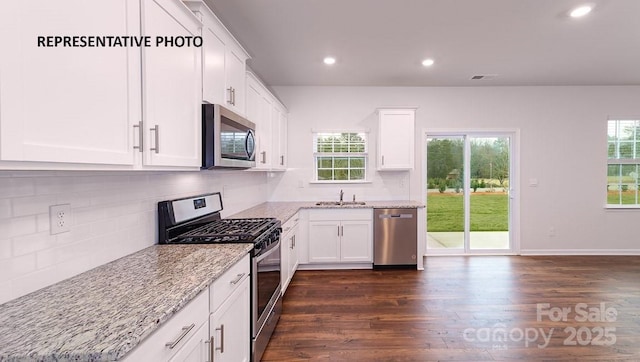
[520,249,640,256]
[297,263,373,270]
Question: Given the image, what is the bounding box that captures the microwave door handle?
[246,130,256,160]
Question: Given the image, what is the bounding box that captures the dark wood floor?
[262,256,640,361]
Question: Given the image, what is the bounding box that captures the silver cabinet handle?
[280,155,284,166]
[382,155,385,166]
[165,323,195,349]
[133,121,143,152]
[150,125,159,153]
[293,234,296,248]
[338,225,340,237]
[230,273,245,285]
[227,87,233,105]
[232,88,236,106]
[261,151,266,164]
[290,235,294,249]
[215,324,225,353]
[205,336,214,362]
[340,225,344,237]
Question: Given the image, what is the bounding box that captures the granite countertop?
[229,200,425,224]
[0,243,252,362]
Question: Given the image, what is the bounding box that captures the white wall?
[271,85,640,254]
[0,170,267,304]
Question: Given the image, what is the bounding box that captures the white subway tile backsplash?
[0,253,37,283]
[12,232,55,256]
[0,178,35,199]
[0,238,11,260]
[0,170,268,304]
[11,195,57,217]
[0,199,11,219]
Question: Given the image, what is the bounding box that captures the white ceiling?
[207,0,640,87]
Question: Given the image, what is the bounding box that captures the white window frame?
[607,119,640,208]
[312,131,369,183]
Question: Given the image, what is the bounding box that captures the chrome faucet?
[339,189,344,204]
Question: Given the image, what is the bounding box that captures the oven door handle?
[256,240,280,262]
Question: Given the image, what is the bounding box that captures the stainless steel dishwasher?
[373,208,418,268]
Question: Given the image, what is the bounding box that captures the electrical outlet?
[50,204,71,235]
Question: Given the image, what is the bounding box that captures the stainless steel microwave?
[202,104,256,169]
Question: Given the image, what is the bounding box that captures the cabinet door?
[280,228,291,294]
[201,13,225,105]
[308,221,341,263]
[271,107,288,170]
[0,0,140,165]
[210,276,250,362]
[141,0,202,167]
[168,321,209,362]
[255,94,273,169]
[224,45,247,115]
[288,223,299,280]
[340,221,372,262]
[378,109,415,170]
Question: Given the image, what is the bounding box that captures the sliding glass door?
[426,133,514,254]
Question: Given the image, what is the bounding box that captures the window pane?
[608,142,616,158]
[335,169,348,180]
[318,170,333,180]
[607,164,622,204]
[317,157,333,169]
[350,157,365,168]
[349,144,365,152]
[334,157,348,168]
[619,142,634,159]
[350,169,365,180]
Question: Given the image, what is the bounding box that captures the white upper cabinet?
[141,0,202,168]
[0,0,141,166]
[185,1,249,116]
[245,71,288,171]
[377,108,416,170]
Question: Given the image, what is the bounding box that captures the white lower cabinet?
[307,209,373,265]
[209,276,250,362]
[168,321,209,362]
[123,254,250,362]
[281,213,300,294]
[122,290,209,362]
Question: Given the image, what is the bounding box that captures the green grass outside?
[607,191,639,205]
[427,193,509,232]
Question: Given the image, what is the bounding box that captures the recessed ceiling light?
[570,5,592,18]
[422,58,435,67]
[323,57,336,65]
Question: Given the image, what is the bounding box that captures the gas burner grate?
[178,218,277,243]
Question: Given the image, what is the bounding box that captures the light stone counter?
[0,243,252,362]
[229,201,425,224]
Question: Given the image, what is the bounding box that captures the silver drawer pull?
[215,324,225,353]
[165,323,195,349]
[230,273,245,285]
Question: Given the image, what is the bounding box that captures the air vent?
[471,74,498,80]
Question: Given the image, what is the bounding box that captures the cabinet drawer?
[309,208,372,221]
[281,212,299,234]
[122,289,209,362]
[210,254,250,312]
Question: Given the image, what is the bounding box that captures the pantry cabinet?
[0,0,141,166]
[307,209,372,265]
[185,1,249,115]
[377,108,416,170]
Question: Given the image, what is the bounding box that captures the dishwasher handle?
[379,214,414,219]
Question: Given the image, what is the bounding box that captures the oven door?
[252,239,281,335]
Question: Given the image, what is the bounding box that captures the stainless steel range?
[158,192,282,362]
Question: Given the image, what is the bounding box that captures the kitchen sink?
[315,201,367,206]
